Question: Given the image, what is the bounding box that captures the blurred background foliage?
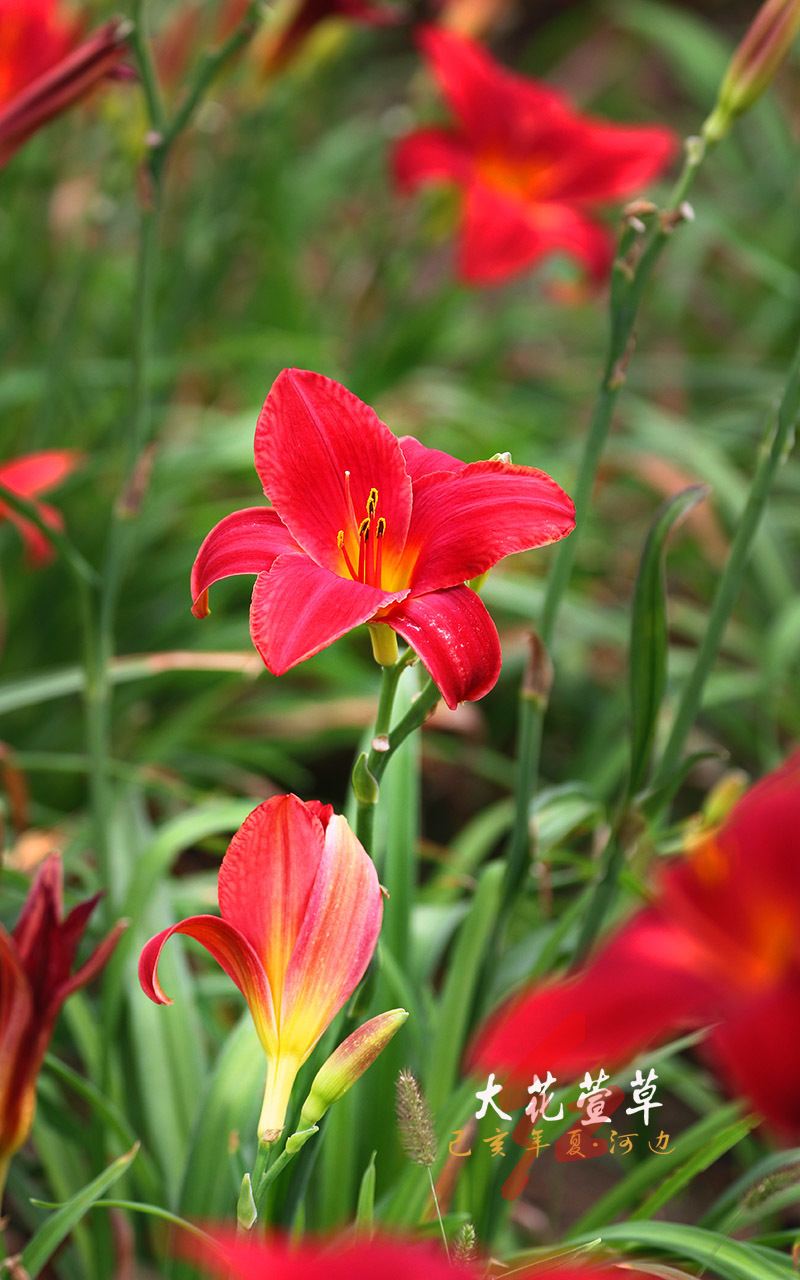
[1,0,800,1271]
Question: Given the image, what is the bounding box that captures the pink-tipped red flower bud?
[299,1009,408,1127]
[703,0,800,143]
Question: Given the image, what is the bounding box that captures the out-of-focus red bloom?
[0,855,124,1191]
[393,26,677,286]
[472,752,800,1139]
[139,795,383,1139]
[190,368,574,708]
[260,0,403,73]
[0,450,82,564]
[180,1227,661,1280]
[0,2,129,169]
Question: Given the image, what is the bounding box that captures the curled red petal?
[255,369,412,575]
[249,553,407,675]
[279,814,382,1059]
[0,451,82,497]
[405,459,575,595]
[218,795,325,1012]
[387,584,501,708]
[470,911,718,1084]
[138,915,277,1055]
[190,506,298,618]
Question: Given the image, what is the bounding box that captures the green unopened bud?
[490,451,512,464]
[352,752,379,805]
[299,1010,408,1128]
[285,1124,318,1155]
[703,0,800,143]
[236,1173,257,1230]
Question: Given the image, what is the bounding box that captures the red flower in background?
[191,368,574,709]
[0,0,129,168]
[0,855,124,1193]
[393,26,677,286]
[0,450,82,564]
[180,1227,661,1280]
[140,795,383,1139]
[472,752,800,1139]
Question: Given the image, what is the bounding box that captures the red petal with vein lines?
[387,585,501,708]
[190,506,298,617]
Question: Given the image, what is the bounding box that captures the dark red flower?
[261,0,404,72]
[0,450,82,564]
[0,855,124,1194]
[191,368,574,709]
[472,752,800,1138]
[393,26,677,286]
[0,2,129,169]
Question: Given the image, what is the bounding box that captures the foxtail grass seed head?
[396,1069,437,1167]
[703,0,800,143]
[453,1222,478,1264]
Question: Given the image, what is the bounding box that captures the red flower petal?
[708,978,800,1139]
[138,915,277,1054]
[190,506,298,618]
[417,25,563,151]
[470,912,717,1084]
[249,552,407,675]
[279,814,383,1056]
[405,458,575,595]
[552,121,678,203]
[392,126,472,193]
[460,183,613,285]
[398,435,465,483]
[0,450,81,497]
[387,584,501,707]
[218,795,325,1008]
[254,369,412,575]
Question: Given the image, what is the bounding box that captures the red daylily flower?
[139,795,383,1139]
[0,450,82,564]
[191,368,574,708]
[393,26,677,286]
[0,855,124,1195]
[180,1227,661,1279]
[0,1,129,169]
[472,752,800,1139]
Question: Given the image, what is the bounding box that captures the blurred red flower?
[393,26,677,286]
[190,368,574,708]
[472,752,800,1138]
[0,0,129,168]
[0,450,82,564]
[180,1227,660,1279]
[260,0,404,72]
[0,855,124,1195]
[140,795,383,1140]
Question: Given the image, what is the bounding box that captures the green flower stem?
[653,332,800,790]
[505,135,709,921]
[353,651,435,855]
[249,1127,318,1228]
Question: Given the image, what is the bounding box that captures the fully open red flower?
[472,752,800,1138]
[0,450,82,564]
[393,26,677,286]
[0,1,129,168]
[180,1228,659,1280]
[0,855,124,1195]
[139,795,383,1139]
[191,368,574,708]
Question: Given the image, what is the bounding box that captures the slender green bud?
[396,1068,437,1167]
[299,1010,408,1128]
[236,1173,257,1231]
[285,1124,318,1155]
[703,0,800,143]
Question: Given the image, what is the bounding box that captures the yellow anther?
[367,488,378,518]
[376,517,386,538]
[337,530,345,548]
[358,517,370,540]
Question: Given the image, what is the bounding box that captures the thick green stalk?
[653,333,800,788]
[505,136,708,917]
[353,652,433,854]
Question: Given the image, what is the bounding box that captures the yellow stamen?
[367,488,378,518]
